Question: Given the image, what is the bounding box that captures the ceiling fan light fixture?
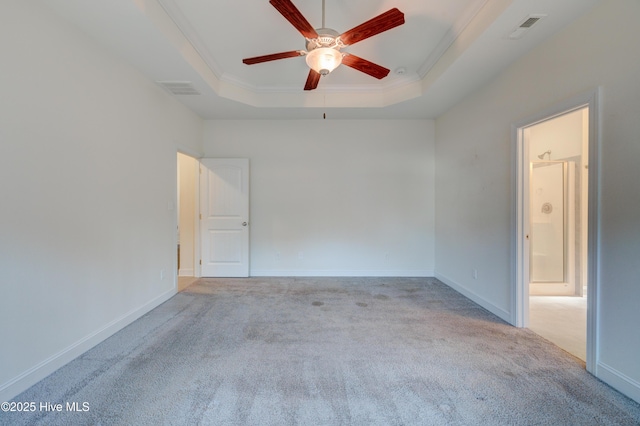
[242,1,405,89]
[305,47,343,76]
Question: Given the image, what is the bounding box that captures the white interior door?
[200,158,249,277]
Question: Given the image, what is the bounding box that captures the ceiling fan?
[242,0,405,90]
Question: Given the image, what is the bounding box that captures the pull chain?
[323,94,326,119]
[322,1,326,119]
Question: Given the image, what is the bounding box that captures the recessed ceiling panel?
[164,0,481,90]
[40,0,603,117]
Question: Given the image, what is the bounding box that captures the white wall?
[0,1,203,400]
[435,0,640,402]
[204,120,435,276]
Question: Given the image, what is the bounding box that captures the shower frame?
[528,160,576,295]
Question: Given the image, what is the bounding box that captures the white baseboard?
[179,268,194,276]
[250,269,434,277]
[435,272,511,323]
[596,362,640,404]
[0,288,176,402]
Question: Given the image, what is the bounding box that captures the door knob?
[242,222,248,226]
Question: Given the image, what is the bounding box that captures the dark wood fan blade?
[342,54,390,79]
[304,69,321,90]
[243,50,303,65]
[270,0,318,39]
[339,8,404,46]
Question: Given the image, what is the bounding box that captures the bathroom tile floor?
[529,295,587,361]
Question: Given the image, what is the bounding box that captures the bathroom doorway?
[177,152,199,291]
[527,108,588,361]
[513,90,600,372]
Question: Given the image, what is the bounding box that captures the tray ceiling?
[39,0,600,119]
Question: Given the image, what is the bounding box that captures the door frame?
[511,88,601,374]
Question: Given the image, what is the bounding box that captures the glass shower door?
[530,162,566,283]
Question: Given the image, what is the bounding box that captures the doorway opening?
[513,90,600,373]
[526,108,588,362]
[177,152,199,291]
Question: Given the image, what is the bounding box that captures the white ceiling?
[39,0,599,119]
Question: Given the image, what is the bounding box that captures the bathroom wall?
[178,153,198,276]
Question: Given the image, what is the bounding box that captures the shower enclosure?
[530,160,576,295]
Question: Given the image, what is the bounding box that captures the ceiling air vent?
[156,81,201,95]
[506,14,546,40]
[520,17,541,28]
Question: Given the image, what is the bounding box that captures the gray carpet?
[2,277,640,425]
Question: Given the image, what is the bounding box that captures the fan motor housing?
[305,28,342,51]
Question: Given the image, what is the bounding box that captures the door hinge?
[199,259,202,265]
[199,213,202,220]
